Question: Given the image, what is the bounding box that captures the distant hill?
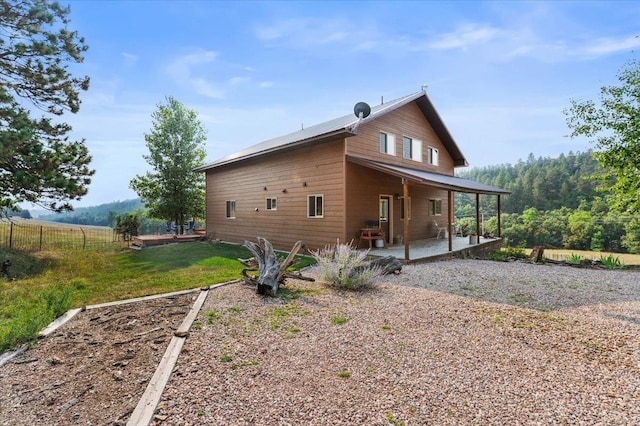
[36,199,144,227]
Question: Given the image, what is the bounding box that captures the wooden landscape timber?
[240,238,314,296]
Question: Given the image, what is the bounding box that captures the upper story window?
[428,147,439,166]
[379,132,395,155]
[402,136,422,162]
[225,200,236,219]
[307,194,324,218]
[266,197,277,211]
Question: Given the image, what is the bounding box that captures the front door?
[379,195,391,244]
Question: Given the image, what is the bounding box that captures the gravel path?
[154,259,640,425]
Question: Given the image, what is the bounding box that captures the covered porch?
[368,235,503,262]
[347,156,511,262]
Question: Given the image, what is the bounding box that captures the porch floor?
[367,235,499,261]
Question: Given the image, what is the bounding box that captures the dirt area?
[0,260,638,425]
[0,292,198,426]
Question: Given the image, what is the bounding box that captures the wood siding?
[345,163,450,245]
[202,98,460,251]
[346,102,455,174]
[204,139,346,250]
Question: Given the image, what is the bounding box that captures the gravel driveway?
[153,259,640,425]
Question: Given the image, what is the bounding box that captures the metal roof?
[195,91,468,171]
[347,156,511,195]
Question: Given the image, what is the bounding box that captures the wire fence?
[0,219,125,251]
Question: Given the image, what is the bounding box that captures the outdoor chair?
[433,220,446,239]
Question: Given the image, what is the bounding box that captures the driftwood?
[352,255,402,276]
[240,238,314,296]
[369,255,402,275]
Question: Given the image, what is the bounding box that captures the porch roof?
[347,156,511,196]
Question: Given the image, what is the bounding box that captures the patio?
[367,235,502,262]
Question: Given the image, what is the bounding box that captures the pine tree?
[0,0,93,212]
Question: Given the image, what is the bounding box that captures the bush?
[487,246,529,261]
[310,241,382,290]
[566,253,582,264]
[599,254,624,270]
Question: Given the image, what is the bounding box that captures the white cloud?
[166,50,224,99]
[121,52,138,65]
[582,35,640,57]
[428,24,501,50]
[229,76,250,85]
[255,17,370,49]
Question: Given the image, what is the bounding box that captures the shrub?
[310,241,382,290]
[600,254,624,270]
[566,253,582,264]
[488,246,528,261]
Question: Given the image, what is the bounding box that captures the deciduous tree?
[565,58,640,213]
[0,0,93,212]
[130,97,206,233]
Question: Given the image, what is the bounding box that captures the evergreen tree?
[130,97,207,234]
[0,0,93,212]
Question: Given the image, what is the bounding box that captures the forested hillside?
[37,199,144,226]
[455,151,640,254]
[456,151,601,215]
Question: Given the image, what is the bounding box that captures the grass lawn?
[536,249,640,265]
[0,241,315,353]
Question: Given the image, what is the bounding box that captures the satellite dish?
[353,102,371,119]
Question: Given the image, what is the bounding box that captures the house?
[195,91,510,259]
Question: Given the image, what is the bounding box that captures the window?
[307,195,324,218]
[402,136,422,161]
[379,132,395,155]
[428,147,439,166]
[399,196,411,220]
[379,199,389,222]
[429,199,442,216]
[402,136,412,159]
[225,200,236,219]
[266,197,277,211]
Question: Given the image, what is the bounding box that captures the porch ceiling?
[347,156,511,196]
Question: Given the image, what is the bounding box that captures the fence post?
[80,227,86,250]
[40,225,43,251]
[9,222,13,249]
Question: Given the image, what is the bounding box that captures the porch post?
[403,178,410,261]
[497,194,502,238]
[447,190,453,252]
[475,193,480,244]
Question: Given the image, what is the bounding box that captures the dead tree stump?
[530,246,545,263]
[240,238,313,296]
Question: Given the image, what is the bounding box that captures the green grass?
[330,316,349,325]
[0,241,315,353]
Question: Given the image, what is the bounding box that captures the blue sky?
[56,0,639,207]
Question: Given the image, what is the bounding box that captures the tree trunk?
[240,238,313,296]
